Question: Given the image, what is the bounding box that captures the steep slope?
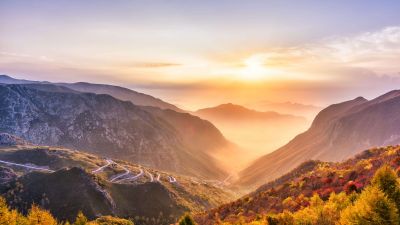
[0,133,30,146]
[0,144,234,225]
[239,91,400,188]
[0,75,182,111]
[0,83,227,179]
[144,107,228,154]
[196,145,400,224]
[59,82,183,112]
[0,75,40,84]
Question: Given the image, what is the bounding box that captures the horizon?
[2,2,400,225]
[2,0,400,110]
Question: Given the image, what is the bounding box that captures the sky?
[1,0,400,110]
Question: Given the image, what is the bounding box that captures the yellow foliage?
[27,205,58,225]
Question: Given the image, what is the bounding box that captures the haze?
[2,0,400,170]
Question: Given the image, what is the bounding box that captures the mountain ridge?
[0,83,228,179]
[238,91,400,188]
[0,75,182,112]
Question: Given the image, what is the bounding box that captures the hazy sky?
[1,0,400,110]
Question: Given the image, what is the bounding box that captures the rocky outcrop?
[0,84,227,179]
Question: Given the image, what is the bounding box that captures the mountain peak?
[354,96,367,101]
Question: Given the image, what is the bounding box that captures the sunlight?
[239,54,279,81]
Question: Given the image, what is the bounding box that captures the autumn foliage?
[196,145,400,225]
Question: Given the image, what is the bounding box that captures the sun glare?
[239,55,276,81]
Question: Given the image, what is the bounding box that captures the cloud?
[124,62,182,68]
[251,26,400,77]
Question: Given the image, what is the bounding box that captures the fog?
[207,118,311,173]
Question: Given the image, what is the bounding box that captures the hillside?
[0,83,228,179]
[196,145,400,224]
[239,91,400,188]
[0,142,235,225]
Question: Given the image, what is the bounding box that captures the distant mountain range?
[195,103,306,122]
[194,103,308,171]
[248,101,322,119]
[239,90,400,188]
[0,75,230,179]
[0,139,233,225]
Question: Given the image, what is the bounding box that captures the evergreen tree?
[27,205,58,225]
[339,186,399,225]
[371,165,400,211]
[178,214,196,225]
[73,212,88,225]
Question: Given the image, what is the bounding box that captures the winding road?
[92,159,114,173]
[0,157,181,185]
[0,159,54,172]
[146,171,154,182]
[116,168,144,183]
[156,173,161,182]
[93,159,179,184]
[168,176,177,183]
[109,165,130,182]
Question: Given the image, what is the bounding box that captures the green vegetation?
[0,198,134,225]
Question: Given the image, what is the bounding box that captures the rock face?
[0,74,182,111]
[239,91,400,188]
[0,133,29,146]
[0,84,227,179]
[59,82,184,112]
[0,167,17,184]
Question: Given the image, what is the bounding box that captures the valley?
[0,137,235,224]
[2,2,400,224]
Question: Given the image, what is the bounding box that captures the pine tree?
[339,186,399,225]
[371,165,400,211]
[27,205,58,225]
[178,214,196,225]
[73,212,88,225]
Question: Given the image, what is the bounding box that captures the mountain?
[0,75,41,84]
[0,142,234,225]
[0,83,228,179]
[195,103,306,122]
[194,103,308,171]
[59,82,183,112]
[0,75,182,112]
[0,133,30,146]
[239,91,400,188]
[247,101,322,119]
[196,145,400,224]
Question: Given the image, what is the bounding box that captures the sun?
[239,55,273,81]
